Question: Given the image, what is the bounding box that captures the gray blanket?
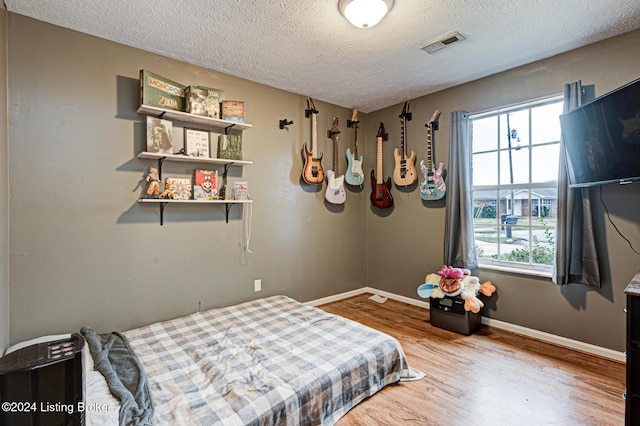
[81,326,154,426]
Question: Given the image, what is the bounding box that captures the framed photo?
[184,128,210,158]
[146,116,173,154]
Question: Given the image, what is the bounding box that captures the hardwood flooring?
[319,294,626,426]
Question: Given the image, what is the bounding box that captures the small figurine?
[145,167,160,198]
[160,178,176,199]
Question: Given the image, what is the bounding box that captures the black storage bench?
[430,295,481,335]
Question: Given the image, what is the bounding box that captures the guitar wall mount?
[426,121,439,130]
[279,119,293,130]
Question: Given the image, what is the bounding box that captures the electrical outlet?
[254,279,262,292]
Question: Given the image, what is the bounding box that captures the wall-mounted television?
[560,77,640,188]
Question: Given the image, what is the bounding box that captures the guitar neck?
[353,124,358,157]
[333,135,339,171]
[426,127,433,169]
[377,137,383,180]
[401,117,406,156]
[311,114,318,159]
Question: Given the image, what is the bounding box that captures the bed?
[81,295,411,425]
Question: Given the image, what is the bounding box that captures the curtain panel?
[553,81,601,287]
[443,110,478,270]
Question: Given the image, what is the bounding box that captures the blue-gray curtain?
[553,81,601,286]
[443,110,478,269]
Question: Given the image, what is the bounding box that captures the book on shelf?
[217,134,242,160]
[146,116,173,154]
[221,100,245,123]
[193,169,218,200]
[184,86,224,119]
[165,177,192,200]
[139,69,186,112]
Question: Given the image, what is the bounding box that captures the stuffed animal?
[438,265,465,279]
[417,267,496,314]
[437,265,465,295]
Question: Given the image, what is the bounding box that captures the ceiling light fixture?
[338,0,394,29]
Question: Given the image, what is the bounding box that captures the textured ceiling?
[5,0,640,112]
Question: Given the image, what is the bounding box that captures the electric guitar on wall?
[393,101,418,186]
[345,109,364,186]
[302,97,324,185]
[325,117,347,204]
[370,122,393,209]
[419,109,446,200]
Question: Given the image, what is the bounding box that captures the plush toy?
[417,266,496,314]
[438,265,465,279]
[145,167,160,198]
[436,264,465,296]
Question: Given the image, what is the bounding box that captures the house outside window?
[470,96,563,275]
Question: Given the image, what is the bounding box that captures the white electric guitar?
[345,109,364,186]
[393,101,418,186]
[325,117,346,204]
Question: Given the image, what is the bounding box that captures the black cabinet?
[0,334,84,426]
[625,273,640,426]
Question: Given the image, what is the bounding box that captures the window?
[470,97,563,274]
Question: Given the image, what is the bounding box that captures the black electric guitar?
[393,101,417,186]
[302,97,324,185]
[370,122,393,209]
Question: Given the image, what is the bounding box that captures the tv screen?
[560,77,640,188]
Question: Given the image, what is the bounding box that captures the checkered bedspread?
[124,295,410,425]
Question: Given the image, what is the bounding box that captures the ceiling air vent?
[421,32,465,54]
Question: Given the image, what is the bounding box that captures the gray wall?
[5,13,640,352]
[7,14,367,344]
[365,29,640,351]
[0,9,9,354]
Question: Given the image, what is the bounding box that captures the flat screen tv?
[560,77,640,188]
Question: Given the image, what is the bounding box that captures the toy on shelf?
[145,167,160,198]
[160,178,176,199]
[417,265,496,314]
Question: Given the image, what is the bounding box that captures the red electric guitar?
[370,122,393,209]
[302,97,324,185]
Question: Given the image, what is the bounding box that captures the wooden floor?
[319,294,626,426]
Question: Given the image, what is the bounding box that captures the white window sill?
[477,262,553,279]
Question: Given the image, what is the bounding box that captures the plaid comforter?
[124,295,410,425]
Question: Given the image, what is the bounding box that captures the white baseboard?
[306,287,625,363]
[481,317,626,363]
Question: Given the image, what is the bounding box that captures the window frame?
[469,95,564,277]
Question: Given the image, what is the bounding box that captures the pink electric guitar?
[325,117,346,204]
[419,109,446,200]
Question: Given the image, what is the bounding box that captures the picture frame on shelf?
[234,181,249,200]
[194,169,219,200]
[184,128,210,158]
[165,177,192,200]
[218,134,242,160]
[146,116,173,154]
